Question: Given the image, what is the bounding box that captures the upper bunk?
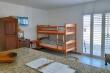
[37,24,76,35]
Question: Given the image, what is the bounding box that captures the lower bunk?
[38,38,76,54]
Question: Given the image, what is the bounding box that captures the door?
[6,35,18,50]
[0,21,5,51]
[93,14,102,56]
[105,13,110,54]
[5,18,17,35]
[83,14,103,57]
[4,17,18,50]
[83,15,91,54]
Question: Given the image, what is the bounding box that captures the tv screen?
[17,17,28,26]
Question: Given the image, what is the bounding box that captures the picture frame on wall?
[17,16,28,26]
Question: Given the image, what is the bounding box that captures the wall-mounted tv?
[17,17,28,26]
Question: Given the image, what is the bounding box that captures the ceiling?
[0,0,98,10]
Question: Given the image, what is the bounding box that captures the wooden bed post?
[37,25,38,40]
[75,24,77,53]
[56,26,59,54]
[64,24,67,57]
[37,25,40,47]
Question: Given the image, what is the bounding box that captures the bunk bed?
[37,24,76,55]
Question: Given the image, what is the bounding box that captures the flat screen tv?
[17,17,28,26]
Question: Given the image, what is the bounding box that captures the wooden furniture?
[18,39,30,48]
[30,40,41,49]
[37,24,76,55]
[105,54,110,65]
[0,16,18,51]
[30,40,37,49]
[0,51,17,63]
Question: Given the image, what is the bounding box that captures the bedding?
[39,26,64,31]
[40,38,64,46]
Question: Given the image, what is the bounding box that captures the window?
[93,14,102,56]
[83,15,91,54]
[105,13,110,54]
[83,12,110,57]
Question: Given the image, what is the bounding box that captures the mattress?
[39,25,64,31]
[47,27,64,31]
[40,38,64,46]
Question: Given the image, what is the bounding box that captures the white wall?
[48,0,110,52]
[0,1,48,40]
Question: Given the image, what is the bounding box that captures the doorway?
[83,13,110,58]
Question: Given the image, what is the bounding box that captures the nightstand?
[19,39,30,48]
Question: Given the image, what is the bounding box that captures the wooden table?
[0,48,109,73]
[19,39,30,48]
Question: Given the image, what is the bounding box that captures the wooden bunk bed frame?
[37,24,76,55]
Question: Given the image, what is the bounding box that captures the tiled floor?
[36,48,110,70]
[67,54,110,69]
